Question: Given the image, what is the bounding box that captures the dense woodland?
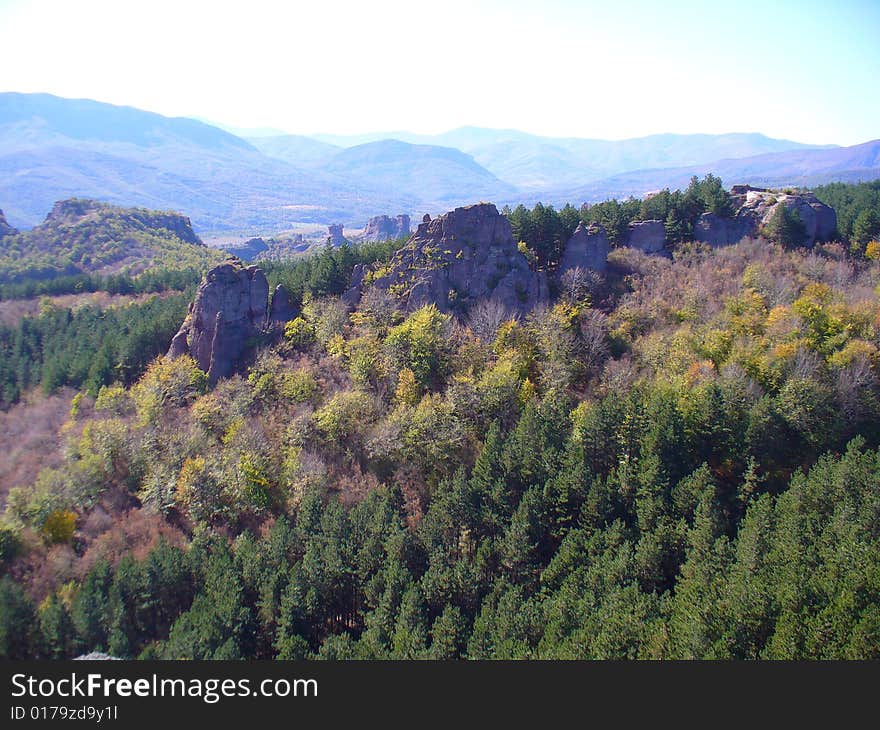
[0,239,403,409]
[0,267,204,301]
[0,199,222,283]
[0,291,193,406]
[2,179,880,659]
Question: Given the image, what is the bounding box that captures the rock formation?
[730,184,767,196]
[222,236,269,261]
[269,284,296,323]
[558,222,610,275]
[328,224,348,247]
[252,234,310,262]
[43,199,202,246]
[168,259,272,383]
[0,209,17,238]
[693,212,753,248]
[624,219,667,254]
[362,214,411,242]
[350,203,548,314]
[694,185,836,248]
[341,264,367,308]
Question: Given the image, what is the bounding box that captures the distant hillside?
[0,92,255,153]
[319,140,517,208]
[0,198,223,283]
[0,93,874,233]
[309,127,832,190]
[547,139,880,205]
[247,134,341,166]
[0,93,412,231]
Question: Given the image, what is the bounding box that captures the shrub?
[284,317,315,349]
[314,390,375,442]
[41,510,77,545]
[131,356,207,425]
[384,305,450,390]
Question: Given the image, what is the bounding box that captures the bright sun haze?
[0,0,878,144]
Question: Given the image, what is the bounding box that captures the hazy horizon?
[1,0,878,146]
[4,91,872,150]
[197,116,859,148]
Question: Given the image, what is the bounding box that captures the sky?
[0,0,878,145]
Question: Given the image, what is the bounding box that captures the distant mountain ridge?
[317,139,517,207]
[306,126,834,190]
[543,139,880,205]
[246,134,340,165]
[1,92,255,152]
[0,92,876,235]
[0,93,412,231]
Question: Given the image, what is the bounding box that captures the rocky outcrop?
[558,222,610,275]
[167,259,270,383]
[747,190,836,246]
[624,219,667,254]
[730,184,768,196]
[222,237,269,261]
[252,234,310,262]
[362,214,411,241]
[328,224,348,247]
[0,209,17,238]
[43,198,108,224]
[341,264,367,308]
[694,186,837,248]
[350,203,548,314]
[693,212,753,248]
[43,198,203,246]
[269,284,296,323]
[144,211,202,247]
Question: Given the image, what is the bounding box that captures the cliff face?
[0,209,17,238]
[168,260,277,383]
[352,203,548,314]
[221,236,270,261]
[328,224,348,247]
[624,219,667,254]
[362,214,411,242]
[559,222,610,275]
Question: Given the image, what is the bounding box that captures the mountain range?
[0,93,410,232]
[303,128,834,190]
[1,92,878,233]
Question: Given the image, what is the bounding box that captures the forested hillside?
[2,181,880,660]
[814,180,880,245]
[0,199,222,283]
[0,199,231,408]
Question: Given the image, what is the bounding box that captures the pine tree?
[0,577,40,659]
[71,560,113,654]
[852,208,880,245]
[391,585,428,658]
[763,204,807,248]
[429,604,468,659]
[665,207,691,244]
[39,594,75,659]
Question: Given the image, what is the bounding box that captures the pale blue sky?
[0,0,877,144]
